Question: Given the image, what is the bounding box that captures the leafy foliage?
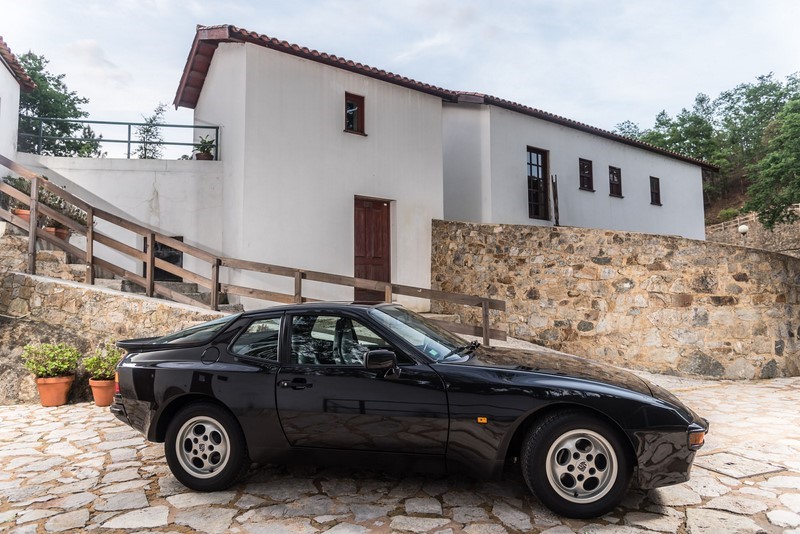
[135,103,167,159]
[193,134,215,156]
[615,72,800,224]
[744,98,800,229]
[17,52,103,157]
[22,343,81,378]
[83,341,124,380]
[717,208,739,222]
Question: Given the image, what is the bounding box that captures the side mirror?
[365,349,397,370]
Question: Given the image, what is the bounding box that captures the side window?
[290,315,406,366]
[230,317,281,361]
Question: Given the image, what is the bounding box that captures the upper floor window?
[344,93,365,135]
[650,176,662,205]
[579,158,594,191]
[609,166,623,197]
[527,147,549,220]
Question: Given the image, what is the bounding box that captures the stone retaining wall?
[707,216,800,259]
[0,273,224,404]
[431,220,799,379]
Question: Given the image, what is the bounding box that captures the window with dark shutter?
[609,166,622,197]
[650,176,662,205]
[579,158,594,191]
[527,147,549,220]
[344,93,365,135]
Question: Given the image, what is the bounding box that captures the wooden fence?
[0,154,506,344]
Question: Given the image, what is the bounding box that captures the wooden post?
[294,271,304,303]
[481,300,490,347]
[145,233,155,297]
[85,207,94,285]
[210,258,220,311]
[27,175,39,274]
[384,283,392,303]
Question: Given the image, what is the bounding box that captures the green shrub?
[83,341,124,380]
[717,208,739,222]
[22,343,81,378]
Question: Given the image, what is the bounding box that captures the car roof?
[238,301,392,318]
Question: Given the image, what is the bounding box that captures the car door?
[275,311,449,454]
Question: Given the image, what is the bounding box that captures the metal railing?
[706,204,800,233]
[0,154,506,345]
[17,116,219,160]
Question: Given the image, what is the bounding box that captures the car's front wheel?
[164,402,250,491]
[521,410,631,518]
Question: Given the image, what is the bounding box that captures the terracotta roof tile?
[174,24,717,171]
[0,36,36,92]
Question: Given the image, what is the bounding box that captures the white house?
[442,95,710,240]
[0,37,35,159]
[1,26,715,310]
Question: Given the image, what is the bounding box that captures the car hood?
[454,345,654,397]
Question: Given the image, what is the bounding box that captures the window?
[579,158,594,191]
[609,166,623,197]
[231,317,281,361]
[650,176,662,205]
[527,147,549,220]
[344,92,365,134]
[290,314,393,366]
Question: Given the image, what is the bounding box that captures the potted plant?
[1,175,88,238]
[21,342,81,407]
[2,175,31,222]
[83,341,124,407]
[193,135,215,160]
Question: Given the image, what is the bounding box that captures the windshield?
[367,305,466,361]
[152,314,240,345]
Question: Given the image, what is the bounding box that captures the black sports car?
[111,302,708,518]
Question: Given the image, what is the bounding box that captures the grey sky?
[3,0,799,138]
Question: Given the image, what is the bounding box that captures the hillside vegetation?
[615,73,800,227]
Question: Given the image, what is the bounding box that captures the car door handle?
[279,379,313,390]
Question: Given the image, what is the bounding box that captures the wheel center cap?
[577,461,587,472]
[199,444,206,452]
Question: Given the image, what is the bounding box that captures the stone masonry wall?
[707,215,800,260]
[0,273,225,404]
[431,220,799,379]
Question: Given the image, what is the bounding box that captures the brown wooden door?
[354,197,390,301]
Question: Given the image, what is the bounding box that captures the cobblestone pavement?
[2,373,800,533]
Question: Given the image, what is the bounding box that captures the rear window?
[153,314,240,345]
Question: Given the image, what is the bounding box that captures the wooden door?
[354,197,390,301]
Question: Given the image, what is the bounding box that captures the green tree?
[744,97,800,229]
[17,52,102,157]
[134,103,166,159]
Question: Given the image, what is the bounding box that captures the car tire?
[521,409,631,519]
[164,402,250,491]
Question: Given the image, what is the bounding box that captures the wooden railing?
[706,204,800,233]
[0,154,506,344]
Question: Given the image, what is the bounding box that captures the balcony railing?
[17,116,219,160]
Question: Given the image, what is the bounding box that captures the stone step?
[218,303,245,313]
[33,249,69,264]
[155,281,198,293]
[94,279,124,291]
[421,313,461,324]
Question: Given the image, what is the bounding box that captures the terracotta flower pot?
[44,226,70,241]
[194,152,213,161]
[11,208,31,223]
[89,379,116,407]
[36,376,74,407]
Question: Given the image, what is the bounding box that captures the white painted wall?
[442,104,706,240]
[17,153,224,278]
[195,43,444,309]
[0,63,20,159]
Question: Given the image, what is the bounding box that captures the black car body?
[111,302,708,518]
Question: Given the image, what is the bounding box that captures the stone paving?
[2,373,800,533]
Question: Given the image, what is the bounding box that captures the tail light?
[114,371,120,395]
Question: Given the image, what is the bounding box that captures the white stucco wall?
[442,103,706,240]
[0,63,20,159]
[16,153,224,278]
[195,43,444,309]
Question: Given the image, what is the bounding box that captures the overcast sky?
[3,0,799,151]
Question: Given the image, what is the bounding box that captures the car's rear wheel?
[521,410,631,518]
[165,402,249,491]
